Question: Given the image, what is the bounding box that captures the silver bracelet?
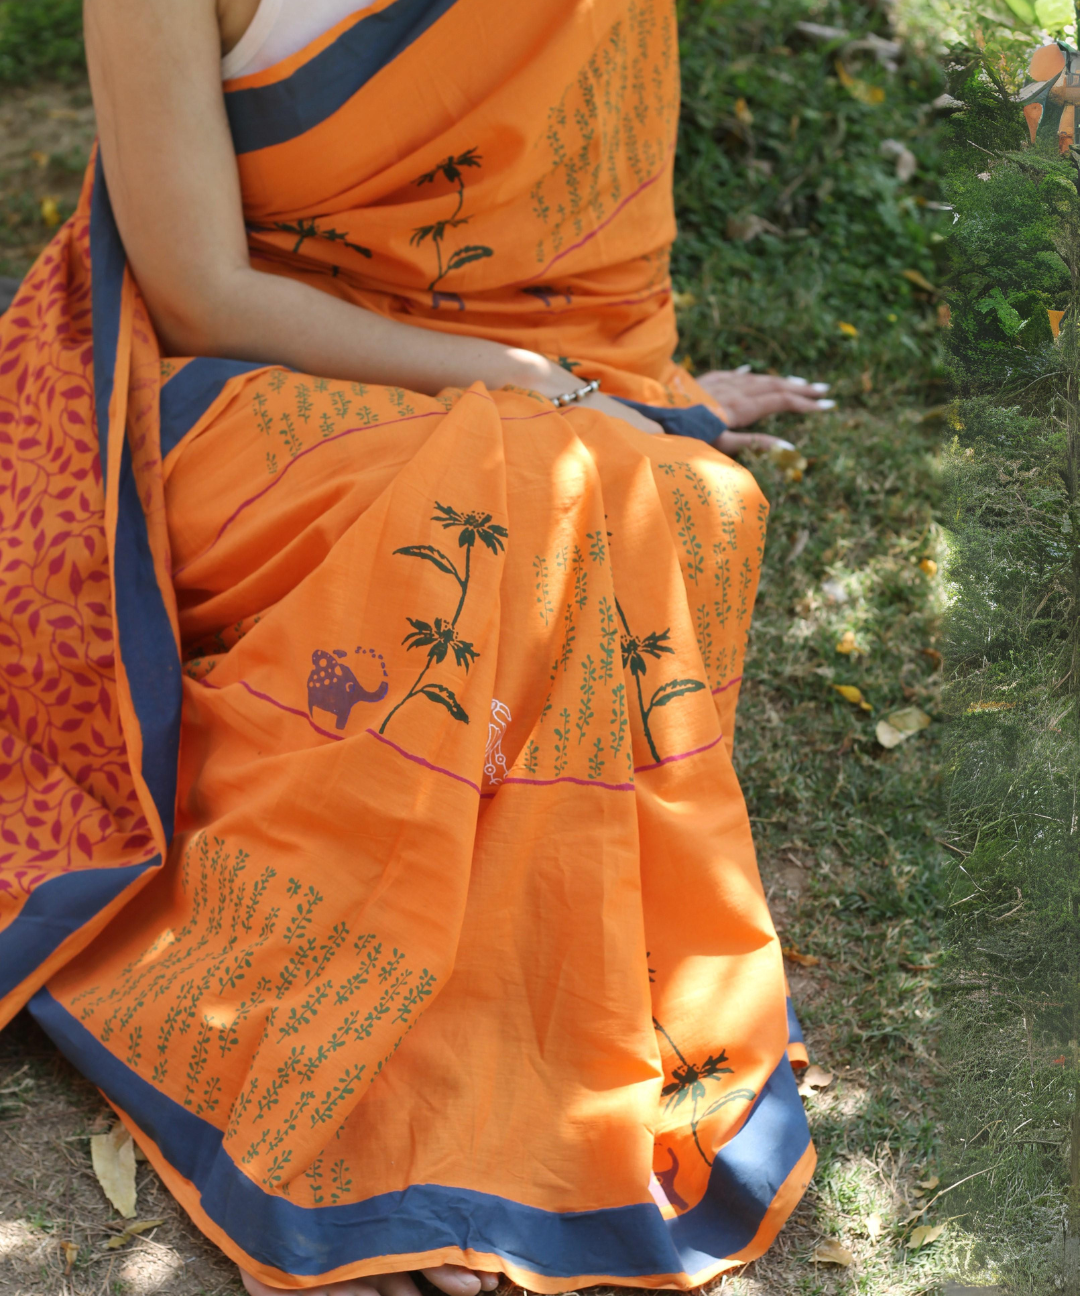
[551,379,601,408]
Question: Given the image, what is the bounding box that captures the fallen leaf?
[835,58,885,104]
[833,683,872,712]
[106,1219,165,1249]
[838,320,859,337]
[866,1213,883,1241]
[907,1222,946,1249]
[835,630,858,655]
[40,197,61,228]
[876,706,931,749]
[797,1063,835,1097]
[812,1238,854,1265]
[782,944,821,968]
[937,302,952,328]
[785,466,804,484]
[1049,309,1065,338]
[90,1122,138,1218]
[921,648,943,668]
[47,108,81,120]
[919,558,938,577]
[29,150,49,169]
[678,354,695,374]
[725,213,784,242]
[770,446,808,473]
[672,291,697,310]
[860,368,873,393]
[902,268,938,294]
[917,1175,940,1191]
[966,699,1015,713]
[60,1241,78,1274]
[734,97,754,126]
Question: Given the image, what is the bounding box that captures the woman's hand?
[696,370,834,428]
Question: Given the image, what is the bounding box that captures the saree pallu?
[0,0,814,1287]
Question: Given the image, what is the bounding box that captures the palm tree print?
[654,1018,755,1167]
[379,504,508,735]
[411,148,494,293]
[615,600,706,763]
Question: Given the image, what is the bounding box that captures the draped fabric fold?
[0,0,812,1287]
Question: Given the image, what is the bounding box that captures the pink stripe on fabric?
[521,143,675,284]
[712,675,743,696]
[172,406,444,577]
[194,674,344,742]
[634,732,723,774]
[364,728,481,795]
[497,773,634,793]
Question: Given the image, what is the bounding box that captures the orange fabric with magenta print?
[0,0,812,1288]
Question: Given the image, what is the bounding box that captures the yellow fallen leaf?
[835,630,858,655]
[919,558,938,577]
[902,268,938,294]
[40,197,61,228]
[876,706,931,749]
[834,58,885,103]
[734,97,754,126]
[907,1222,946,1249]
[812,1238,855,1265]
[106,1219,165,1249]
[785,466,804,484]
[866,1213,883,1241]
[679,354,696,373]
[769,446,807,472]
[838,321,859,337]
[966,700,1015,713]
[60,1241,78,1274]
[90,1122,138,1218]
[671,291,698,310]
[917,1175,940,1191]
[797,1063,834,1097]
[29,150,49,169]
[833,684,872,712]
[782,944,820,968]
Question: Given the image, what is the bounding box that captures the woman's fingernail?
[784,375,808,385]
[772,438,797,450]
[815,398,836,410]
[734,363,752,374]
[810,382,831,394]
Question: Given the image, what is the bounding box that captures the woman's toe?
[478,1275,500,1292]
[420,1265,482,1296]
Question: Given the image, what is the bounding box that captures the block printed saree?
[0,0,814,1287]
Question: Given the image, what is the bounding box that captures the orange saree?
[0,0,813,1288]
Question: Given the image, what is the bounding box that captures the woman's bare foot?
[241,1262,501,1296]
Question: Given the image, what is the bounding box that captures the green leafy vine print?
[379,504,507,734]
[615,600,706,763]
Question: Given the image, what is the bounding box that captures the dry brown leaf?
[921,648,943,668]
[734,97,754,126]
[812,1238,854,1265]
[782,944,820,968]
[917,1175,940,1191]
[29,150,49,169]
[797,1064,834,1097]
[106,1219,165,1250]
[865,1213,883,1241]
[59,1241,78,1275]
[902,268,938,294]
[907,1222,946,1249]
[90,1122,138,1218]
[876,706,931,749]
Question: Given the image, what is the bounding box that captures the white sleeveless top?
[222,0,375,80]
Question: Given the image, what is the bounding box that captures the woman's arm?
[83,0,661,428]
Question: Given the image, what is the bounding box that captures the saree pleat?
[0,0,813,1287]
